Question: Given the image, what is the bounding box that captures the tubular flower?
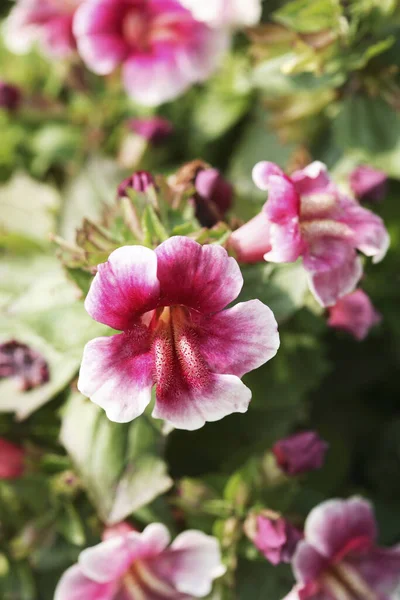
[73,0,228,106]
[4,0,81,57]
[78,236,279,430]
[180,0,262,28]
[0,438,25,480]
[272,431,328,477]
[230,161,389,307]
[327,289,381,341]
[55,523,226,600]
[283,497,400,600]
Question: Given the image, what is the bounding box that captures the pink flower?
[194,168,233,227]
[73,0,228,106]
[230,161,389,306]
[0,438,25,479]
[180,0,262,28]
[128,116,173,144]
[78,236,279,430]
[350,165,388,203]
[0,340,50,391]
[55,523,226,600]
[327,289,381,341]
[283,497,400,600]
[5,0,81,58]
[245,510,302,566]
[0,81,21,111]
[117,170,155,197]
[272,431,328,477]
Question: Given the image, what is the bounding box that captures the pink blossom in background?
[328,289,382,341]
[78,236,279,430]
[55,522,226,599]
[73,0,228,106]
[350,165,388,203]
[0,340,50,391]
[127,116,174,144]
[0,81,21,111]
[180,0,262,28]
[4,0,81,57]
[117,170,155,197]
[193,167,233,227]
[231,161,389,306]
[0,438,25,480]
[283,497,400,600]
[272,431,328,477]
[245,510,302,566]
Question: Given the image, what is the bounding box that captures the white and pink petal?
[54,564,117,600]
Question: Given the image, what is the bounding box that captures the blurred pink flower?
[231,161,389,306]
[0,340,49,391]
[78,236,279,430]
[73,0,228,106]
[283,497,400,600]
[55,523,226,599]
[0,81,21,111]
[127,116,173,144]
[180,0,262,28]
[327,289,381,341]
[350,165,387,203]
[193,168,233,227]
[0,438,25,480]
[245,510,302,566]
[117,170,155,197]
[5,0,81,57]
[272,431,328,477]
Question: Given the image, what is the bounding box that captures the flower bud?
[327,289,381,341]
[245,510,302,565]
[0,81,21,112]
[127,117,173,145]
[349,165,387,203]
[272,431,328,476]
[0,340,49,391]
[194,168,233,227]
[0,438,25,479]
[117,171,155,197]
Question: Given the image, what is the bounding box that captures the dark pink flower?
[0,81,21,111]
[283,497,400,600]
[0,438,25,479]
[5,0,81,58]
[230,161,389,306]
[350,165,388,203]
[117,170,155,197]
[273,431,328,476]
[55,523,226,599]
[327,289,381,341]
[78,236,279,430]
[194,168,233,227]
[128,116,173,144]
[73,0,228,106]
[245,510,302,566]
[0,340,50,391]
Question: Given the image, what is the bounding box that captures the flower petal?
[54,564,116,600]
[194,300,279,378]
[230,212,272,264]
[79,525,171,583]
[153,373,251,431]
[292,541,328,584]
[155,236,243,314]
[304,497,377,561]
[350,546,400,596]
[152,531,226,597]
[327,289,381,341]
[307,248,362,307]
[264,221,304,263]
[78,330,154,423]
[85,245,160,330]
[291,161,332,196]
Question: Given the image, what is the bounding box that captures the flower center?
[151,306,209,397]
[321,561,377,600]
[123,559,176,598]
[122,9,150,50]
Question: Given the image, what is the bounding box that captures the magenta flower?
[230,161,389,307]
[180,0,262,28]
[5,0,81,58]
[327,289,381,341]
[0,81,21,111]
[0,438,25,480]
[245,511,302,566]
[117,170,155,197]
[128,116,174,144]
[350,165,388,203]
[55,523,226,600]
[194,168,233,227]
[73,0,228,106]
[273,431,328,476]
[78,236,279,430]
[283,497,400,600]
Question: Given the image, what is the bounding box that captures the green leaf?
[274,0,343,33]
[236,559,293,600]
[60,393,172,525]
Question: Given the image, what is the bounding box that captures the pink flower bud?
[0,438,25,479]
[350,165,387,203]
[127,116,173,145]
[0,340,49,391]
[328,289,381,340]
[0,81,21,111]
[117,171,155,197]
[272,431,328,476]
[194,168,233,227]
[245,510,302,565]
